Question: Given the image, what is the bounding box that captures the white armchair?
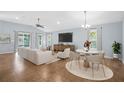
[57,48,70,59]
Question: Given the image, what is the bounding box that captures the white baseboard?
[104,56,113,59]
[0,51,15,54]
[104,56,123,62]
[123,60,124,64]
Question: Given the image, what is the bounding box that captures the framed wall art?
[0,33,11,44]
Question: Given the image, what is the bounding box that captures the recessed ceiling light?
[15,17,19,20]
[81,25,84,27]
[57,21,60,24]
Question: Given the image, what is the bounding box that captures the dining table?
[76,49,100,55]
[76,49,101,68]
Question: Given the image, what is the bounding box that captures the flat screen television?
[59,33,73,42]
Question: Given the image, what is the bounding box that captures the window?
[17,32,31,47]
[88,29,97,49]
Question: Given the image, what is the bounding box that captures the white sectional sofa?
[18,47,53,65]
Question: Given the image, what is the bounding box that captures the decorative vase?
[83,60,90,68]
[86,49,88,52]
[86,47,89,52]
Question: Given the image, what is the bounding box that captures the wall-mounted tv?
[59,33,73,42]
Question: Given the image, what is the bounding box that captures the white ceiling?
[0,11,124,32]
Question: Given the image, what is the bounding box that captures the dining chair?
[85,51,105,78]
[69,52,81,69]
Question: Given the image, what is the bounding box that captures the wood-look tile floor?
[0,53,124,82]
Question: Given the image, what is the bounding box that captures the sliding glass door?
[36,33,43,49]
[17,32,31,47]
[46,33,52,47]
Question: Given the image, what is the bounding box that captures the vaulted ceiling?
[0,11,124,32]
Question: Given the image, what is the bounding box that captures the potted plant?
[112,41,121,58]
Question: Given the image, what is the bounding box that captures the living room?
[0,11,124,82]
[1,0,124,92]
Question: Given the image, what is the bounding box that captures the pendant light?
[82,11,90,31]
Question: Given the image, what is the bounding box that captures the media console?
[53,44,75,52]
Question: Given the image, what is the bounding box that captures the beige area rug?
[66,60,113,81]
[46,55,60,64]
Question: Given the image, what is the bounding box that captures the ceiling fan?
[35,18,45,28]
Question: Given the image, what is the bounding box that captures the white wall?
[52,28,87,49]
[122,20,124,63]
[0,20,122,58]
[52,22,122,58]
[0,20,44,54]
[101,22,122,58]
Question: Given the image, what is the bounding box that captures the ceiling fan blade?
[35,18,46,28]
[36,24,45,28]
